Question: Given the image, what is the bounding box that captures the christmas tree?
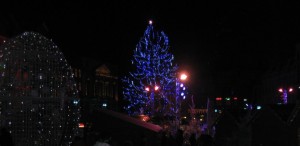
[0,32,80,146]
[123,20,178,119]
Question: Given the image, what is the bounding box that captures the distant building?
[206,96,250,136]
[213,109,251,146]
[69,58,119,113]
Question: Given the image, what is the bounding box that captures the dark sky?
[1,1,300,100]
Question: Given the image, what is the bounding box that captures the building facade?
[70,58,119,113]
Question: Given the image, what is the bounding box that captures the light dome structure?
[0,32,80,146]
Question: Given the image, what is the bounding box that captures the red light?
[79,123,85,128]
[233,97,238,100]
[138,114,150,122]
[216,97,222,101]
[289,88,293,92]
[278,88,283,92]
[145,87,150,92]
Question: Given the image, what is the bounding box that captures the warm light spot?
[278,88,283,92]
[79,123,85,128]
[145,87,150,92]
[149,20,153,25]
[139,114,150,122]
[289,88,293,92]
[216,97,222,101]
[180,74,187,81]
[154,85,159,91]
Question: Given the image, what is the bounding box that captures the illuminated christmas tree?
[0,32,80,146]
[123,20,178,119]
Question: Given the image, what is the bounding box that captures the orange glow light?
[79,123,85,128]
[145,87,150,92]
[180,74,187,81]
[154,86,159,91]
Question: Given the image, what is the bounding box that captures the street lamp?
[278,87,293,104]
[145,85,159,117]
[180,73,188,80]
[175,73,188,127]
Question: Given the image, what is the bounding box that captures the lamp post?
[145,85,159,117]
[278,87,293,104]
[175,73,188,127]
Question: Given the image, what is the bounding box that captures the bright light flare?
[145,87,150,92]
[149,20,153,25]
[180,73,187,81]
[289,88,293,92]
[154,85,159,91]
[278,88,283,92]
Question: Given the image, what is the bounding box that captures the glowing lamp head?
[278,88,283,92]
[289,88,293,92]
[145,87,150,92]
[154,85,159,91]
[149,20,153,25]
[180,74,187,81]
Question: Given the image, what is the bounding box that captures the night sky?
[1,1,300,102]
